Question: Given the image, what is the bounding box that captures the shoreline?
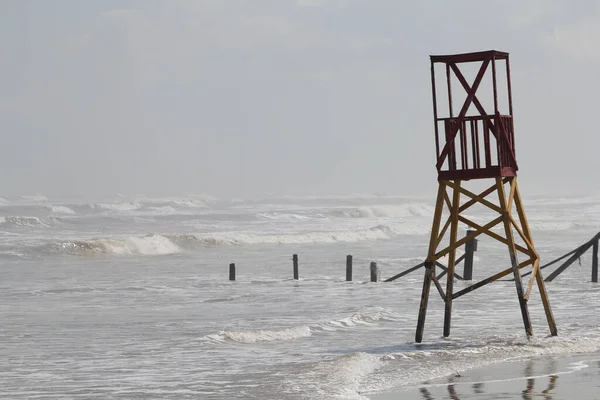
[366,352,600,399]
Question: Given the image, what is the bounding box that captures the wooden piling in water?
[370,262,379,282]
[229,263,236,281]
[593,239,598,283]
[293,254,299,280]
[463,229,477,280]
[346,255,353,281]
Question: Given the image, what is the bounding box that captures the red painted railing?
[437,114,517,180]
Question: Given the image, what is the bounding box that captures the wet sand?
[367,353,600,399]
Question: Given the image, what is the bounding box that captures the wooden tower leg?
[497,177,533,336]
[513,182,558,336]
[443,180,461,337]
[415,182,447,343]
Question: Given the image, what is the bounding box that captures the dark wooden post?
[463,229,478,280]
[293,254,299,280]
[346,255,353,281]
[229,263,236,281]
[593,239,598,283]
[370,262,379,282]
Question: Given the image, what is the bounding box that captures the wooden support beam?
[346,255,353,281]
[521,246,579,278]
[229,263,236,281]
[545,240,594,282]
[593,239,599,283]
[384,262,424,282]
[507,177,517,213]
[435,215,503,259]
[432,272,446,301]
[457,215,531,256]
[444,180,461,337]
[509,215,538,258]
[446,180,502,213]
[443,187,452,211]
[523,259,539,301]
[497,177,533,337]
[459,180,509,215]
[416,182,447,343]
[463,230,477,280]
[293,254,299,280]
[453,258,534,299]
[435,262,464,280]
[416,262,434,343]
[436,216,452,249]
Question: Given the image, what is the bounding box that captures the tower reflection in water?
[418,360,559,399]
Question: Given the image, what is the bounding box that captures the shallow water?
[1,192,600,399]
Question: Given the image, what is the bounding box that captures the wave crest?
[206,326,312,343]
[0,216,53,228]
[328,204,434,219]
[45,234,181,256]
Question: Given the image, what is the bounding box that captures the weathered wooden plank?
[384,262,424,282]
[497,177,532,337]
[453,258,534,299]
[435,262,464,280]
[545,240,594,282]
[416,262,434,343]
[229,263,236,281]
[444,180,461,337]
[593,239,599,283]
[457,215,530,256]
[346,255,353,281]
[463,230,477,280]
[293,254,299,280]
[446,180,502,213]
[370,262,379,282]
[416,182,447,343]
[432,272,447,301]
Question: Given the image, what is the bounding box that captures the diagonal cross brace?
[437,58,491,170]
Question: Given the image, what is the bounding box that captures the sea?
[2,191,600,399]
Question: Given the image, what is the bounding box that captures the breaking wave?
[46,205,76,214]
[327,204,434,219]
[22,195,48,202]
[96,202,141,211]
[206,326,312,344]
[204,308,398,344]
[14,224,428,258]
[0,216,54,228]
[44,234,181,256]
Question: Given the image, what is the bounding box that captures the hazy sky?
[1,0,599,199]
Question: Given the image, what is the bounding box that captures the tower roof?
[430,50,509,64]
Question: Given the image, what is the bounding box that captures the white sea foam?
[292,352,384,400]
[328,204,434,219]
[0,216,51,228]
[364,333,600,395]
[170,199,209,208]
[529,221,578,232]
[257,212,314,221]
[47,205,76,214]
[147,206,178,214]
[200,225,425,245]
[97,202,141,211]
[0,197,9,205]
[207,325,312,343]
[22,195,48,202]
[313,308,402,332]
[46,234,181,256]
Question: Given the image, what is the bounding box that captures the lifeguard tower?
[415,50,558,342]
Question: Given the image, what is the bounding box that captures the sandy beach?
[367,353,600,399]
